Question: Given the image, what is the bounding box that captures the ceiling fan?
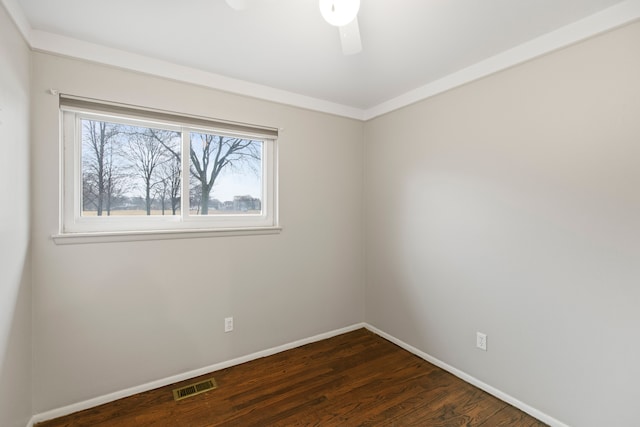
[224,0,362,55]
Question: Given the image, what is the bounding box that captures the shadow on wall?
[0,253,31,427]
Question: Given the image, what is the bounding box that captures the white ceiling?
[7,0,640,117]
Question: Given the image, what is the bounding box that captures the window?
[59,96,278,239]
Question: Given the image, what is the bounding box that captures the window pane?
[189,132,263,216]
[81,119,182,216]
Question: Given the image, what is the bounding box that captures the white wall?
[364,21,640,427]
[21,14,640,426]
[30,53,364,412]
[0,4,32,427]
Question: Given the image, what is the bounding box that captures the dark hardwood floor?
[36,329,546,426]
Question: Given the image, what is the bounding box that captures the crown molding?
[1,0,31,42]
[363,0,640,120]
[4,0,640,121]
[28,29,367,120]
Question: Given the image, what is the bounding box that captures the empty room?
[1,0,639,426]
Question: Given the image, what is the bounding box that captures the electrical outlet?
[224,317,234,333]
[476,332,487,351]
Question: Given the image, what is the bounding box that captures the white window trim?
[51,227,282,245]
[55,96,280,243]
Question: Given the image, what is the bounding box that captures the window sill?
[52,226,282,245]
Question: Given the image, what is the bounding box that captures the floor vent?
[172,378,217,401]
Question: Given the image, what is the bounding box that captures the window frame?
[57,97,279,241]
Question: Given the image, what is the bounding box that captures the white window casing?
[55,95,280,243]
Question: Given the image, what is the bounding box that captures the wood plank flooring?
[36,329,547,426]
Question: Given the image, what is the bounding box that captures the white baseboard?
[27,323,366,427]
[363,323,570,427]
[28,322,568,427]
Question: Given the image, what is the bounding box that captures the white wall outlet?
[224,317,234,333]
[476,332,487,351]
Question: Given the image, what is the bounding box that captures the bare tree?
[82,120,122,215]
[190,133,261,215]
[153,156,181,215]
[141,129,261,215]
[82,170,98,211]
[190,180,202,215]
[123,127,179,215]
[103,141,127,215]
[164,155,181,214]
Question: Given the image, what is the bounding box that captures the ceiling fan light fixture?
[319,0,360,27]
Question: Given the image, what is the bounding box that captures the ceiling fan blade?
[225,0,248,11]
[339,17,362,55]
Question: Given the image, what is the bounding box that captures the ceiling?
[7,0,638,117]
